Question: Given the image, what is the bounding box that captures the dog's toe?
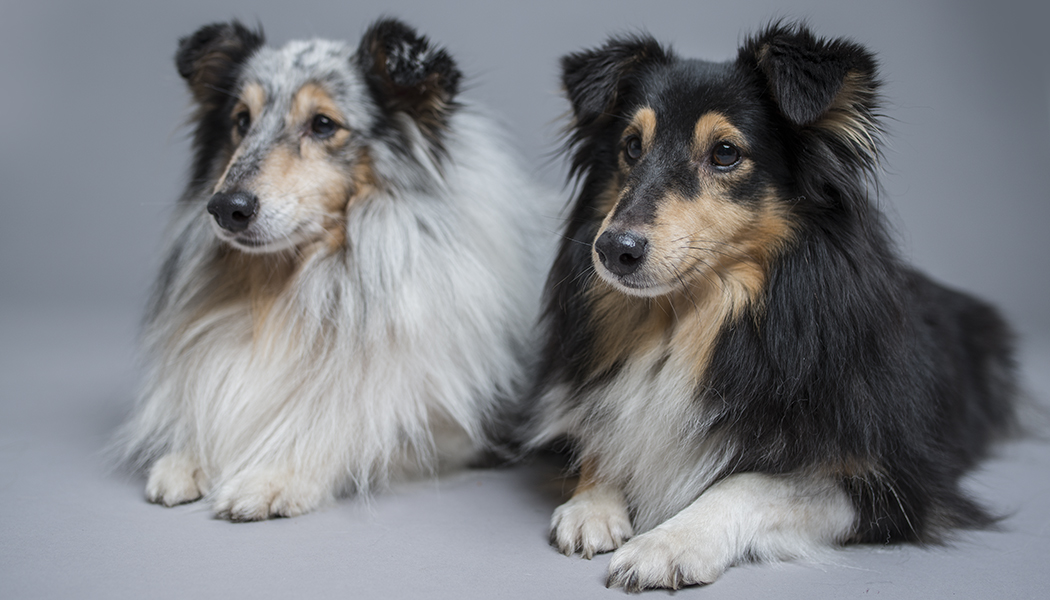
[550,486,633,559]
[146,452,204,507]
[212,469,329,521]
[605,527,726,591]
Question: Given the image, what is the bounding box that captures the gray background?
[2,1,1049,598]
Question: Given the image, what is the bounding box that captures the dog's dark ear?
[357,18,461,137]
[176,21,264,109]
[561,35,671,128]
[741,24,878,126]
[741,24,880,152]
[742,24,882,203]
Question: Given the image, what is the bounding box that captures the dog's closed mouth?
[233,235,265,248]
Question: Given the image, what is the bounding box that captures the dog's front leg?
[606,471,855,591]
[550,457,634,559]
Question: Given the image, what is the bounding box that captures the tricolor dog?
[529,24,1018,590]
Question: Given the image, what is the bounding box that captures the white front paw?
[606,526,729,591]
[550,486,634,559]
[146,452,205,507]
[212,469,329,522]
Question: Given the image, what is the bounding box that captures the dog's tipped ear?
[176,21,264,107]
[741,23,879,127]
[357,18,462,133]
[561,35,670,127]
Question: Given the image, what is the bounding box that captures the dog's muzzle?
[207,191,258,233]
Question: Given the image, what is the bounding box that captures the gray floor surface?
[2,308,1048,599]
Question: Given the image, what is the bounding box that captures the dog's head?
[176,19,461,253]
[561,24,880,299]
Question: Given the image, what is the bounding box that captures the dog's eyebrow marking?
[625,106,657,151]
[692,112,748,159]
[238,82,266,117]
[290,83,347,130]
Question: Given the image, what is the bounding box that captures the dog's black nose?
[207,191,258,233]
[595,230,648,276]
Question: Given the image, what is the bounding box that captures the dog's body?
[530,25,1017,590]
[116,19,546,521]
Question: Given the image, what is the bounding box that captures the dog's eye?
[623,135,643,164]
[310,114,339,139]
[234,111,251,137]
[711,142,741,168]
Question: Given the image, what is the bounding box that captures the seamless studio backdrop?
[2,1,1049,599]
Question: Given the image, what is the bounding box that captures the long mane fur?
[532,23,1018,543]
[115,21,545,500]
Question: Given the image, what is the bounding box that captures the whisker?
[681,256,725,292]
[682,246,758,263]
[672,264,702,315]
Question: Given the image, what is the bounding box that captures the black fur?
[175,21,265,196]
[537,22,1017,545]
[748,26,877,126]
[357,18,462,158]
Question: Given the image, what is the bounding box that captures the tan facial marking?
[629,107,657,148]
[692,112,748,158]
[242,83,266,117]
[588,191,793,380]
[651,189,793,305]
[692,111,754,186]
[290,83,352,150]
[615,107,656,168]
[230,83,266,143]
[251,141,353,244]
[587,110,795,381]
[211,81,377,262]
